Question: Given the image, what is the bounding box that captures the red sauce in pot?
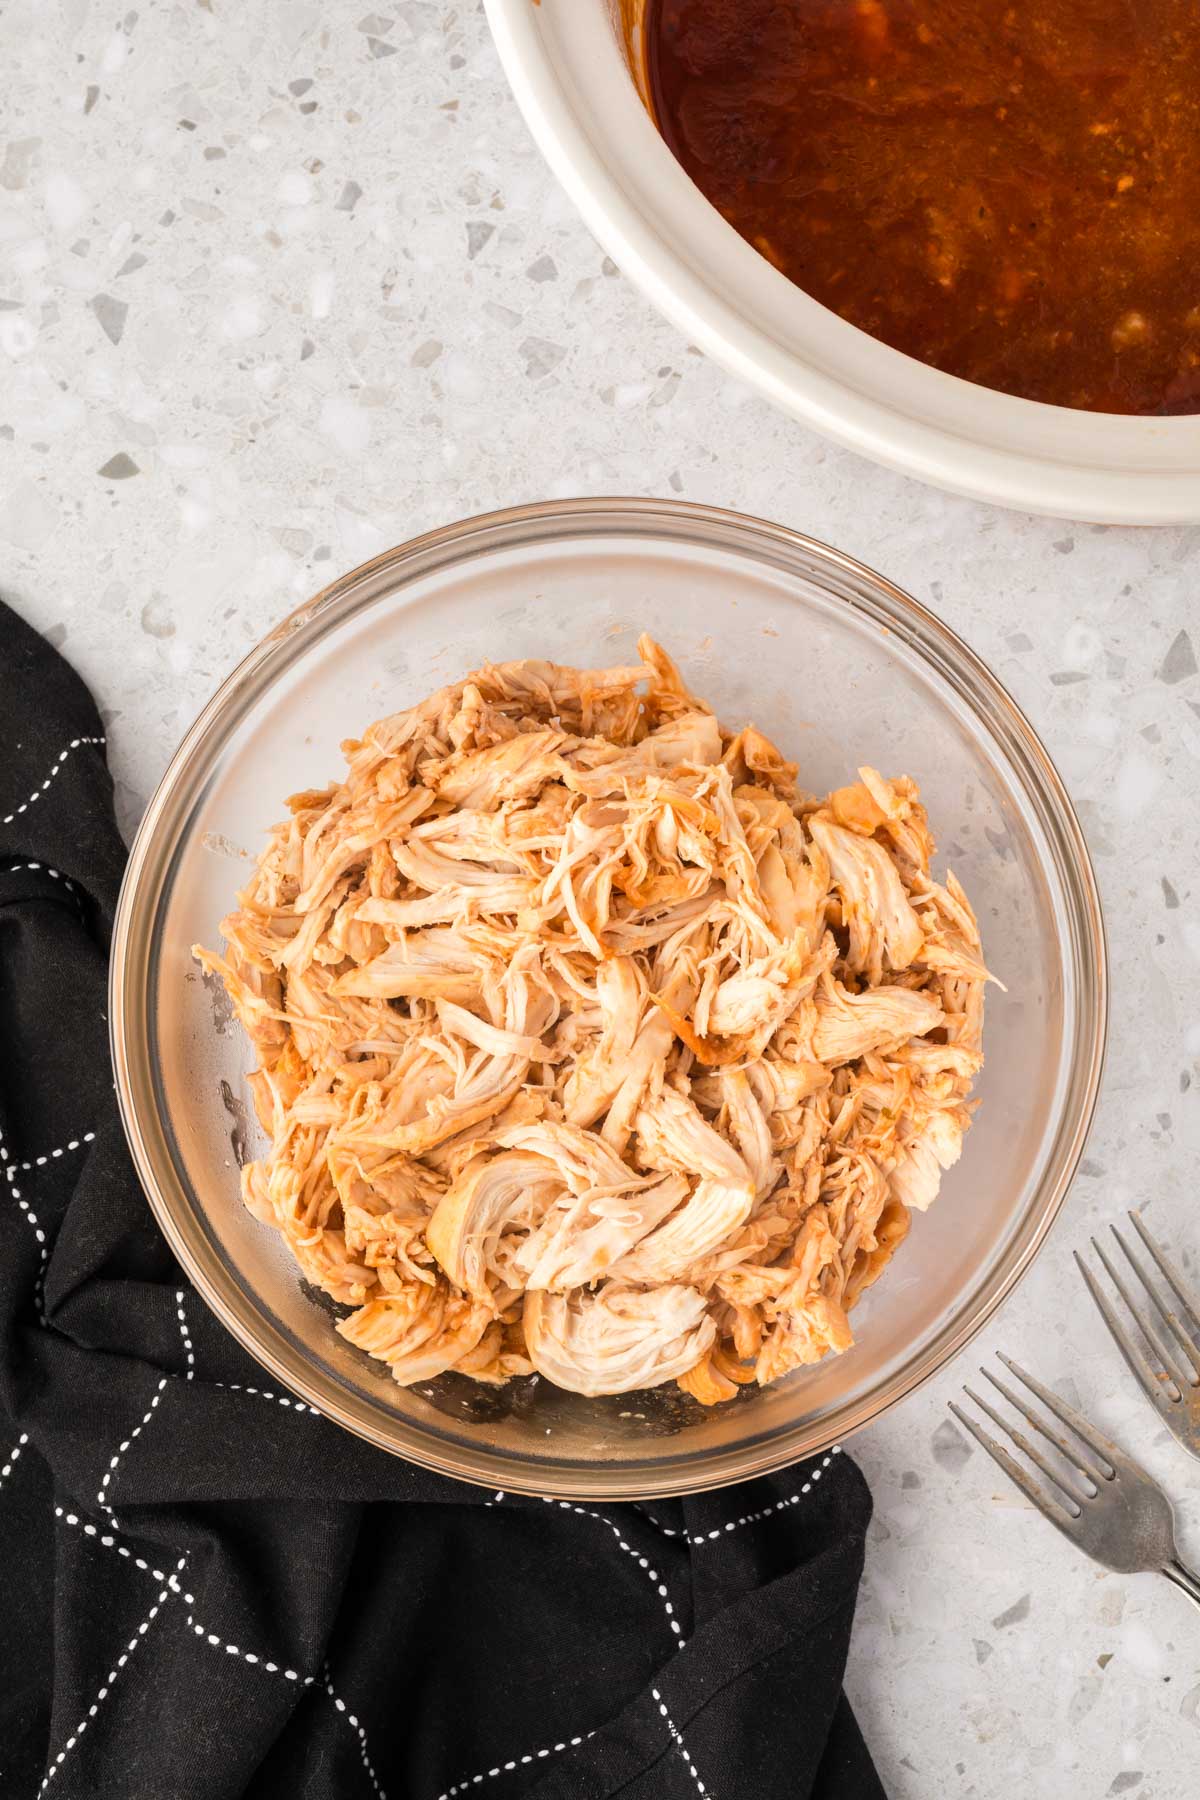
[645,0,1200,413]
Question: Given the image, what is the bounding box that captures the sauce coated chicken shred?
[647,0,1200,413]
[197,638,989,1404]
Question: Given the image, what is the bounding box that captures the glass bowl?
[110,498,1106,1498]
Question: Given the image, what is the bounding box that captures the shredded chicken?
[196,637,990,1403]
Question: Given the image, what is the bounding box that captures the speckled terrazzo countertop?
[3,6,1198,1796]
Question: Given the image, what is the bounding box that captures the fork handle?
[1162,1559,1200,1612]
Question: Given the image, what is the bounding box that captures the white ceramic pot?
[485,0,1200,523]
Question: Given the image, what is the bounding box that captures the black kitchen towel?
[0,595,886,1800]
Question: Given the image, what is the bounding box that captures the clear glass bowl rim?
[109,496,1108,1498]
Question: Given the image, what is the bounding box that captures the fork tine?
[1110,1222,1200,1385]
[948,1401,1077,1528]
[1085,1241,1185,1401]
[1128,1209,1200,1343]
[967,1378,1090,1508]
[997,1345,1119,1479]
[980,1364,1105,1491]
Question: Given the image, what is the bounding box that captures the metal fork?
[950,1353,1200,1613]
[1075,1210,1200,1461]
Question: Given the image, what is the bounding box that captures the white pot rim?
[485,0,1200,523]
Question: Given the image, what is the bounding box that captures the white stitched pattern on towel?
[7,1129,96,1174]
[56,1505,166,1581]
[1,1432,29,1490]
[186,1611,316,1686]
[0,1123,51,1311]
[175,1289,195,1379]
[2,736,106,828]
[209,1380,320,1416]
[4,1166,47,1253]
[689,1449,841,1546]
[634,1504,683,1538]
[540,1450,844,1555]
[438,1729,596,1798]
[97,1375,169,1517]
[53,1505,196,1599]
[652,1688,709,1796]
[39,1556,185,1792]
[2,860,87,925]
[540,1498,684,1644]
[1,860,81,893]
[324,1664,388,1799]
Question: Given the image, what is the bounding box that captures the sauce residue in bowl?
[646,0,1200,414]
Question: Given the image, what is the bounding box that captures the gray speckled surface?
[3,6,1199,1796]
